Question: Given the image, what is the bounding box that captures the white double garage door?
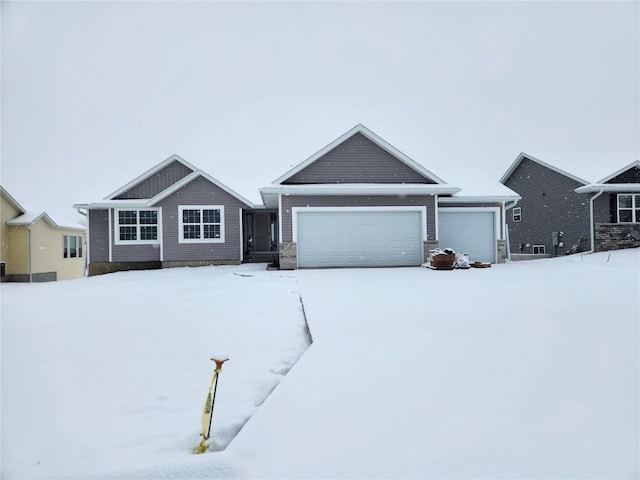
[294,207,499,268]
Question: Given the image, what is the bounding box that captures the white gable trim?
[271,124,447,185]
[500,153,589,186]
[597,160,640,183]
[104,154,197,200]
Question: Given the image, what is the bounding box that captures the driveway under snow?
[2,250,639,479]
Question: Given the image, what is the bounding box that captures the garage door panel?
[438,211,496,263]
[297,211,423,268]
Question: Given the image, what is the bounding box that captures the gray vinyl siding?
[502,157,591,255]
[158,176,245,262]
[112,243,160,262]
[280,195,436,243]
[283,133,437,184]
[114,161,194,199]
[88,209,109,262]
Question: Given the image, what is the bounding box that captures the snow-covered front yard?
[2,249,639,479]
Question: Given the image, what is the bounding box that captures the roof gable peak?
[105,154,197,200]
[598,160,640,183]
[272,124,446,185]
[500,152,589,186]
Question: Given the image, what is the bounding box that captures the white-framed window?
[512,207,522,222]
[115,209,159,244]
[618,194,640,223]
[63,235,83,258]
[532,244,545,255]
[179,206,225,243]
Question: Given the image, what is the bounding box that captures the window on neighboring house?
[533,244,545,255]
[179,206,224,243]
[618,194,640,223]
[115,209,159,244]
[512,207,522,222]
[63,235,83,258]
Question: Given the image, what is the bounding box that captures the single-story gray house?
[76,124,520,275]
[501,154,640,258]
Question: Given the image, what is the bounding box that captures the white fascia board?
[438,195,521,204]
[104,154,197,200]
[575,183,640,194]
[597,161,640,183]
[148,170,255,208]
[260,183,461,196]
[74,200,152,209]
[7,212,49,227]
[271,124,447,185]
[500,152,589,186]
[7,212,85,231]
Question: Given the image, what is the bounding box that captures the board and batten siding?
[280,195,436,243]
[159,176,246,262]
[502,157,591,255]
[114,161,194,199]
[283,133,437,185]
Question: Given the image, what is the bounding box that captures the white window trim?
[114,208,161,245]
[532,244,546,255]
[617,194,640,223]
[178,205,225,244]
[512,207,522,222]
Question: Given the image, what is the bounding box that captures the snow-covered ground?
[2,249,639,479]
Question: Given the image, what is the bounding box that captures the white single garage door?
[296,209,424,268]
[438,209,497,263]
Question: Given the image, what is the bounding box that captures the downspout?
[76,207,89,276]
[28,225,32,283]
[434,194,439,245]
[503,199,520,261]
[588,189,605,254]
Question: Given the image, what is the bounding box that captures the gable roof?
[1,186,27,214]
[6,211,85,231]
[597,160,640,183]
[76,164,255,210]
[271,124,447,185]
[500,152,590,186]
[105,154,198,200]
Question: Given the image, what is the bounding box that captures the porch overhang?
[259,183,461,208]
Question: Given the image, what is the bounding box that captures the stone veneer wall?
[594,223,640,252]
[497,240,507,264]
[279,242,297,270]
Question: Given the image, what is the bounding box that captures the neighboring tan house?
[500,155,640,259]
[1,186,86,282]
[76,125,520,274]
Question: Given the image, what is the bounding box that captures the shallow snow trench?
[1,264,313,479]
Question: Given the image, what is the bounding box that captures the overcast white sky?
[2,1,638,222]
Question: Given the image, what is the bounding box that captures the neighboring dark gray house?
[575,160,640,252]
[501,154,640,259]
[76,125,520,274]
